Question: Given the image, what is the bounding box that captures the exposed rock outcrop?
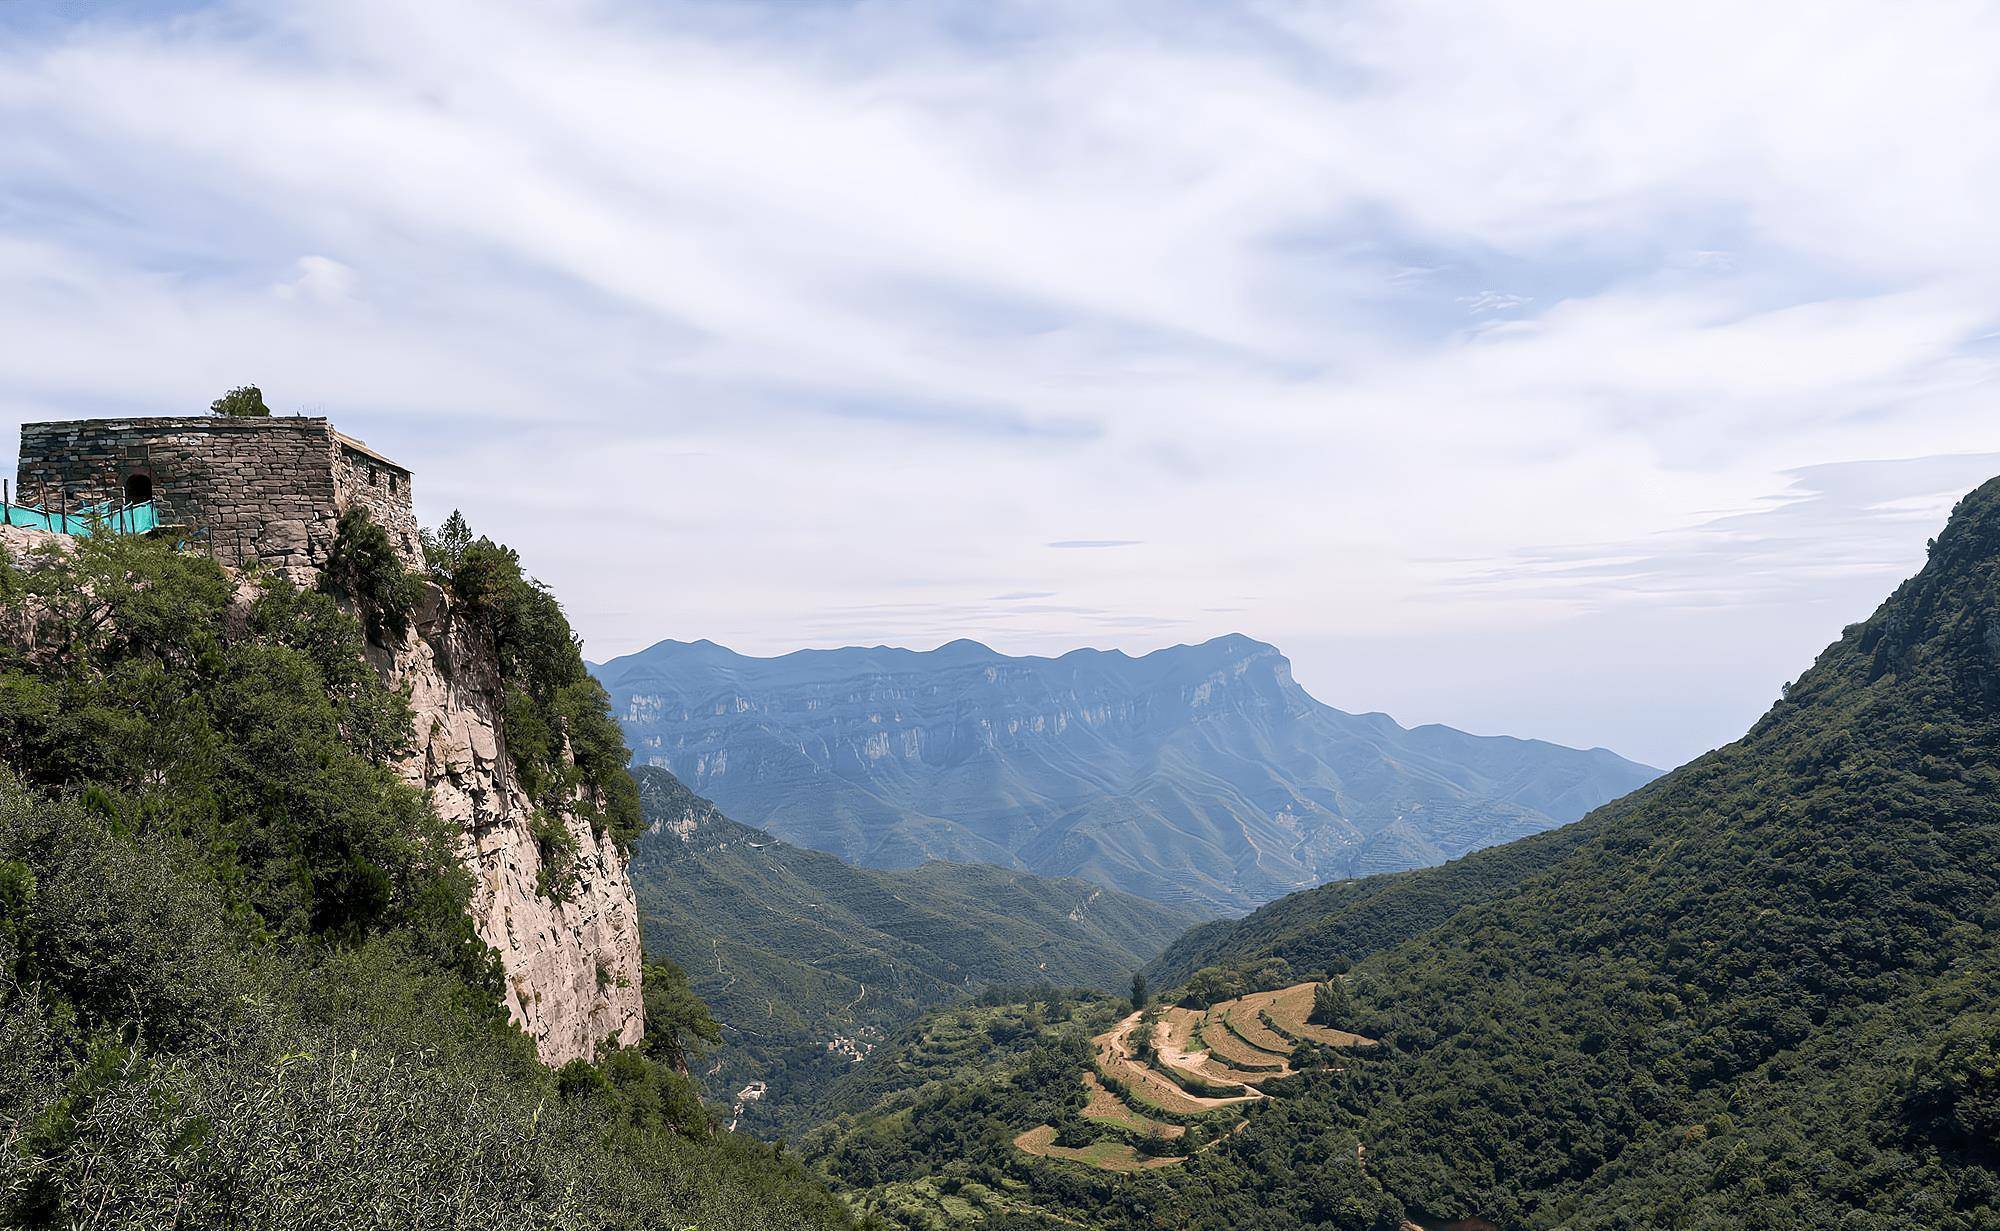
[382,584,644,1064]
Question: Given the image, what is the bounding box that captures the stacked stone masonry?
[14,416,419,581]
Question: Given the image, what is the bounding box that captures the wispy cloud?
[1,0,1997,765]
[1440,453,2000,611]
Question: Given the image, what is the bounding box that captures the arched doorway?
[123,472,153,505]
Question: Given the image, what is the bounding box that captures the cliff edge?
[387,581,643,1063]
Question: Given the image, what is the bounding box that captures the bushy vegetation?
[209,384,272,417]
[423,511,640,845]
[323,508,424,642]
[0,531,856,1230]
[804,996,1112,1197]
[1176,958,1294,1009]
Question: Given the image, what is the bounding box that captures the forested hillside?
[627,767,1199,1134]
[595,635,1656,913]
[1144,820,1596,988]
[0,528,854,1230]
[799,476,2000,1231]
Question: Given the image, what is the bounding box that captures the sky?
[3,0,1999,769]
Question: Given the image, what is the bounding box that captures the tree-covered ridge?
[627,766,1202,1135]
[0,530,856,1229]
[798,475,2000,1231]
[1143,819,1595,989]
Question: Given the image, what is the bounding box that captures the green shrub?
[209,384,271,417]
[422,512,640,845]
[530,811,579,902]
[324,508,424,643]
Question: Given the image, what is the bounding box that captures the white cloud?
[274,255,357,303]
[1,0,1998,766]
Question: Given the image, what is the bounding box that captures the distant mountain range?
[594,634,1658,913]
[626,766,1199,1133]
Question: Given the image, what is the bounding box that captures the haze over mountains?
[592,633,1658,913]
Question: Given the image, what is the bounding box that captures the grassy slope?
[1144,819,1599,988]
[627,767,1202,1134]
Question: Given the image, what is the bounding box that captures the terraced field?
[1220,994,1296,1054]
[1080,1073,1184,1139]
[1012,1125,1183,1172]
[1092,1010,1254,1115]
[1017,983,1373,1174]
[1262,982,1379,1049]
[1198,1014,1288,1072]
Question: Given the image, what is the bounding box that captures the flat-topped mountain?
[592,634,1658,913]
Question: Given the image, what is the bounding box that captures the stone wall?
[14,416,418,580]
[332,435,423,570]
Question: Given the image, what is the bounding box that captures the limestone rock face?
[382,586,645,1065]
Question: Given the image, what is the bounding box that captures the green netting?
[2,500,159,536]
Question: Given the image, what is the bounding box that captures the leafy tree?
[1309,978,1350,1027]
[421,510,641,846]
[642,959,723,1075]
[209,384,271,417]
[323,508,424,642]
[1130,971,1148,1011]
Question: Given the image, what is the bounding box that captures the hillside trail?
[710,937,737,993]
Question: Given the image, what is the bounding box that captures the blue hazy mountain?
[591,634,1659,913]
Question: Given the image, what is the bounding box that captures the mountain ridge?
[593,633,1658,913]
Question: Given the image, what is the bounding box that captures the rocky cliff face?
[381,586,644,1065]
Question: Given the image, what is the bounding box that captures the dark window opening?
[123,473,153,504]
[368,465,379,486]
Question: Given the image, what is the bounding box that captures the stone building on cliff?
[13,414,420,579]
[6,413,645,1065]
